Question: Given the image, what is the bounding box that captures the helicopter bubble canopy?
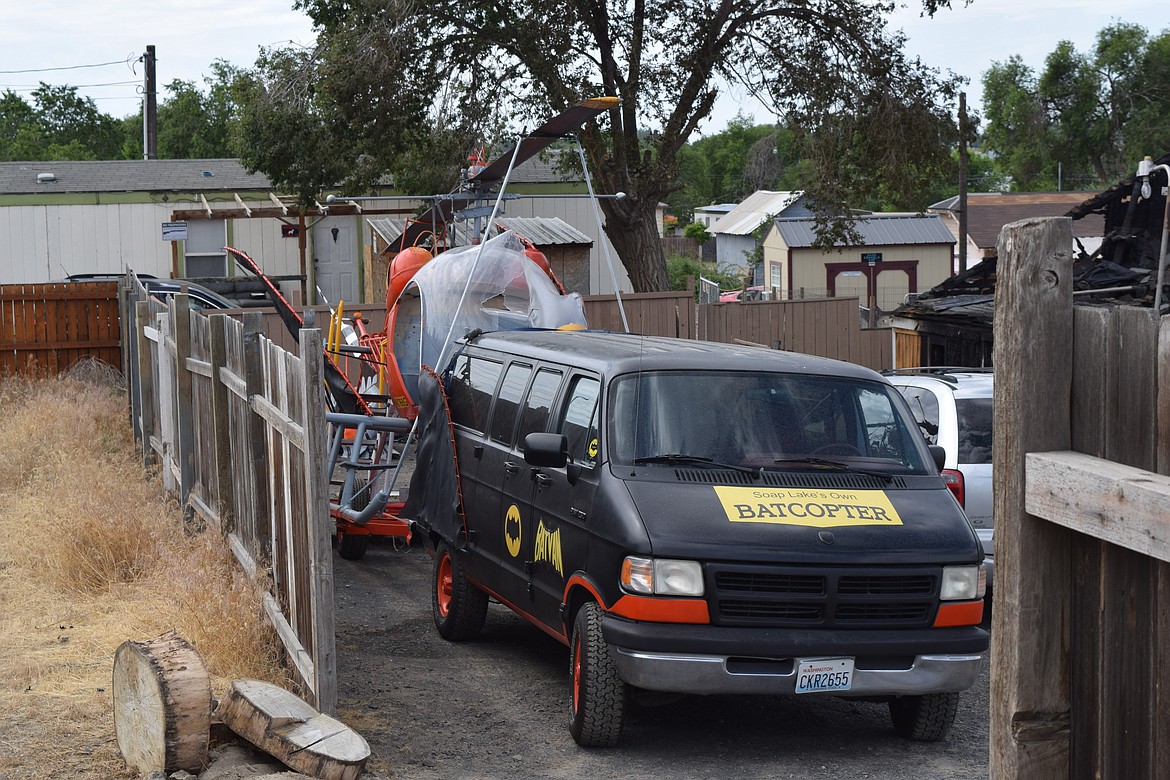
[391,230,588,401]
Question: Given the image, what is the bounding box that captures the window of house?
[183,220,228,277]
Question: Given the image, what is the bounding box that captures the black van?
[406,330,988,747]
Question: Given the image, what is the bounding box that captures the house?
[693,203,737,231]
[891,153,1170,367]
[928,191,1105,267]
[709,190,811,275]
[761,213,956,311]
[0,159,418,304]
[0,153,632,303]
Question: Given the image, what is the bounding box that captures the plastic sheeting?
[398,230,588,381]
[398,231,589,545]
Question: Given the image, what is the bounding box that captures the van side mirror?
[524,432,568,468]
[928,444,946,471]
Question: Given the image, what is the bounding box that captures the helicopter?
[226,96,623,557]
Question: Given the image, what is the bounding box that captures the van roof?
[464,330,882,380]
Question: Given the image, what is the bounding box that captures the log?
[215,679,369,780]
[112,630,213,775]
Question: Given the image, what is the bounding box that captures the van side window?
[559,377,600,466]
[517,368,563,446]
[489,363,533,444]
[448,355,503,433]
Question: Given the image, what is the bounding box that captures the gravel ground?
[331,538,990,780]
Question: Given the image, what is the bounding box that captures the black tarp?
[401,367,464,545]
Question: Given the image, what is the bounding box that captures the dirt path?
[331,539,990,780]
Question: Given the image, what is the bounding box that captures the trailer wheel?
[432,542,487,641]
[568,602,626,746]
[888,692,959,741]
[337,530,369,561]
[337,476,371,560]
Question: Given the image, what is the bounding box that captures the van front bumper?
[602,617,986,697]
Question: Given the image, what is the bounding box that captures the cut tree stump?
[215,679,370,780]
[112,630,213,775]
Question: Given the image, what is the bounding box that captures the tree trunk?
[215,679,369,780]
[601,197,669,292]
[112,630,213,775]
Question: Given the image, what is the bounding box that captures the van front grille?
[706,564,939,629]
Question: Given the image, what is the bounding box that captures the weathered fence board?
[997,216,1170,778]
[122,279,336,713]
[991,217,1075,779]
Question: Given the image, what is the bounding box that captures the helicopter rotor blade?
[395,96,619,251]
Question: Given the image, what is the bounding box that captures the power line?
[0,58,132,75]
[2,80,140,90]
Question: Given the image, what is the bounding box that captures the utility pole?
[958,91,968,274]
[143,45,157,160]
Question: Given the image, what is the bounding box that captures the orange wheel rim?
[572,632,582,713]
[437,554,453,617]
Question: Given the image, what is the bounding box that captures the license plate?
[795,657,854,694]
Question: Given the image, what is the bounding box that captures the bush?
[683,222,711,244]
[667,255,742,298]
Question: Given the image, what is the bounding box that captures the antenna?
[575,139,630,332]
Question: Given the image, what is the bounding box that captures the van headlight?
[621,556,704,597]
[940,565,985,600]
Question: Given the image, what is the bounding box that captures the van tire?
[568,602,626,746]
[432,542,488,641]
[888,692,959,741]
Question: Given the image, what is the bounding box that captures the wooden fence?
[698,295,892,371]
[123,279,336,713]
[992,217,1170,778]
[0,281,120,377]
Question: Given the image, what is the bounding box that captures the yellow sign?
[534,519,564,577]
[713,487,903,528]
[587,438,599,459]
[504,504,522,557]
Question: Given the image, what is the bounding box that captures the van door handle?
[534,472,552,489]
[504,461,520,475]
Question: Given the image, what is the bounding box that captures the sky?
[1,0,1166,134]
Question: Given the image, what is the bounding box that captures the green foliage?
[666,254,740,298]
[980,23,1170,190]
[0,86,126,161]
[244,0,965,292]
[683,222,711,244]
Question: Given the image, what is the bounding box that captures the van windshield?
[608,371,930,474]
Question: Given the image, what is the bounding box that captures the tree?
[0,85,125,161]
[245,0,963,291]
[981,23,1170,190]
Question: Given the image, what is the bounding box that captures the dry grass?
[0,367,291,779]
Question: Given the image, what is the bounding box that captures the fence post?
[173,294,195,512]
[208,314,236,534]
[990,217,1074,778]
[242,312,271,558]
[135,300,156,467]
[299,328,336,715]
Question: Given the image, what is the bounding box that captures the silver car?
[885,368,994,589]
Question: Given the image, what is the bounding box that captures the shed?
[368,215,594,299]
[762,213,956,311]
[709,190,811,274]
